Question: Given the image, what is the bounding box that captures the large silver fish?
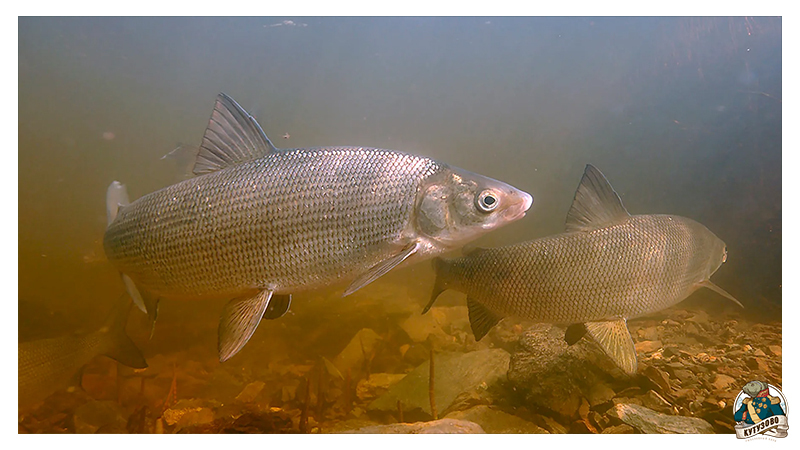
[426,164,741,374]
[18,299,147,410]
[104,93,533,362]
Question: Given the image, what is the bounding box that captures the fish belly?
[103,148,438,299]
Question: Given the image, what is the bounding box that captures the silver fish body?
[429,165,740,374]
[18,300,147,410]
[104,94,532,361]
[435,214,726,324]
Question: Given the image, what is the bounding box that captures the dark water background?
[18,16,781,408]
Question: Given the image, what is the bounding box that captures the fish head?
[415,166,532,248]
[687,219,730,276]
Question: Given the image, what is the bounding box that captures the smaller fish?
[18,297,148,410]
[426,164,742,374]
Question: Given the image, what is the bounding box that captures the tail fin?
[98,297,148,369]
[422,257,448,314]
[106,181,130,226]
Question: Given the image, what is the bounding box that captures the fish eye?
[476,190,499,213]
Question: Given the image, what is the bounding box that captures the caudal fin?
[99,297,148,369]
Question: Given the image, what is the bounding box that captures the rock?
[641,390,672,413]
[174,407,215,431]
[403,343,430,366]
[508,324,624,419]
[235,381,265,403]
[341,418,485,434]
[587,382,616,407]
[609,403,714,434]
[72,400,128,434]
[635,340,663,354]
[445,405,548,433]
[601,424,636,434]
[368,349,510,417]
[332,328,382,375]
[162,399,221,426]
[711,374,736,390]
[768,345,782,357]
[356,373,406,401]
[399,306,468,343]
[642,365,672,394]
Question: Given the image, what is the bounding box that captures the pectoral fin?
[262,294,292,320]
[467,298,503,341]
[218,290,272,362]
[342,242,420,297]
[696,280,744,308]
[121,274,159,338]
[584,319,638,375]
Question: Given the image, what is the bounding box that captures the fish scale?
[105,148,439,298]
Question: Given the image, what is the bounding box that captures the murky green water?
[18,17,781,434]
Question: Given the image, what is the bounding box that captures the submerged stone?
[445,405,548,433]
[368,349,510,417]
[72,400,128,434]
[609,403,714,434]
[341,418,485,434]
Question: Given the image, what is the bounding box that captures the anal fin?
[467,298,503,341]
[584,319,638,375]
[218,290,272,362]
[343,242,420,297]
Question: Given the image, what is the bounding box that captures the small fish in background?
[103,93,533,362]
[18,298,147,410]
[426,164,742,375]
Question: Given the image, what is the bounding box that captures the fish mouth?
[504,191,533,221]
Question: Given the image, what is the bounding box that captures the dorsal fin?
[193,93,278,175]
[565,164,630,232]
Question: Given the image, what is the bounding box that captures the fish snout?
[503,190,533,221]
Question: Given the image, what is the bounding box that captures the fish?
[18,298,147,410]
[425,164,742,374]
[103,93,533,362]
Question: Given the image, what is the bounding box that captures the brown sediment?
[300,377,310,433]
[429,348,437,420]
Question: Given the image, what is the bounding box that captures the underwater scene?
[18,17,781,434]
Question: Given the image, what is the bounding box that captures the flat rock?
[341,418,485,434]
[635,340,663,354]
[445,405,548,433]
[235,380,265,403]
[399,306,469,343]
[73,400,128,434]
[712,374,736,390]
[368,349,510,417]
[356,373,406,401]
[332,328,382,375]
[610,403,714,434]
